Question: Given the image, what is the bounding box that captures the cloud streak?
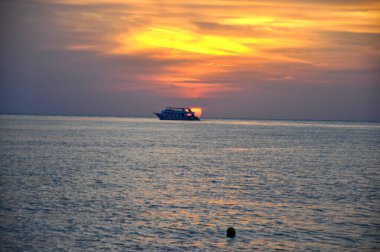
[0,0,379,120]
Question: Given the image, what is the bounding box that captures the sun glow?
[190,107,202,118]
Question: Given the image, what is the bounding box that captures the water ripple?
[1,115,379,250]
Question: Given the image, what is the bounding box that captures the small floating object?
[226,227,236,238]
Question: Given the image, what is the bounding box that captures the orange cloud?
[49,0,380,98]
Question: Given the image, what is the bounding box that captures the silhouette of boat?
[154,107,200,120]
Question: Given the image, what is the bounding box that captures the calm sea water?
[0,115,379,251]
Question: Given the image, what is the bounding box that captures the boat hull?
[154,113,200,121]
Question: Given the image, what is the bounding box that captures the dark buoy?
[226,227,236,238]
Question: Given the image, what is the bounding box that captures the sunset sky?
[1,0,379,120]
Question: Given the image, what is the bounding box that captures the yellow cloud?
[222,17,275,26]
[129,26,251,56]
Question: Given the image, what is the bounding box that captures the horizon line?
[1,112,379,124]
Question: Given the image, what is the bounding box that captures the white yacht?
[154,107,200,121]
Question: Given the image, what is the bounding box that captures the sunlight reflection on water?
[0,115,379,250]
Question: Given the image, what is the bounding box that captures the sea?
[0,115,379,251]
